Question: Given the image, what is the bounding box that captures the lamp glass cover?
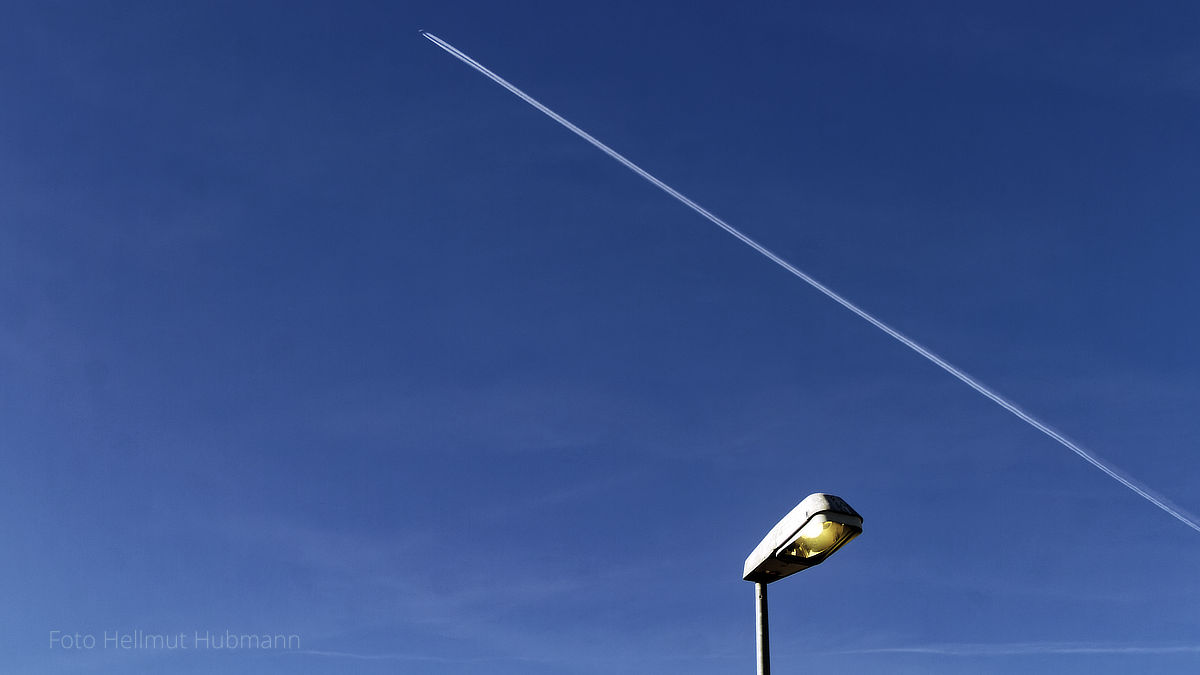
[779,517,858,560]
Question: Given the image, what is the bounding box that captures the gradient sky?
[4,2,1199,674]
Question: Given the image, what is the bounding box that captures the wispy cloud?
[841,642,1200,656]
[288,649,549,664]
[204,512,709,669]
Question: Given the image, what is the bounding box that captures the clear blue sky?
[4,2,1199,673]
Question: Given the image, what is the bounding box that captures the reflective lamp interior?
[779,515,860,561]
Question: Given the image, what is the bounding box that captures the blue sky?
[3,2,1199,673]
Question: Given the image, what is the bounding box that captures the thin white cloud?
[842,642,1200,656]
[289,647,742,665]
[289,649,549,663]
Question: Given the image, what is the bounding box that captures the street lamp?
[743,493,863,675]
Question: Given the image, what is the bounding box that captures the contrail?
[421,31,1200,534]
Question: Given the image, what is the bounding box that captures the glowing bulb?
[779,517,856,560]
[797,518,829,541]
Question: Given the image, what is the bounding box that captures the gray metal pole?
[755,582,770,675]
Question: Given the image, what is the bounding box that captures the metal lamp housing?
[743,493,863,584]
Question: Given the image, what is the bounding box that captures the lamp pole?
[755,582,770,675]
[743,493,863,675]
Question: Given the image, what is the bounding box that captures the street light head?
[743,493,862,584]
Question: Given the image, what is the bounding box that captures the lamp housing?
[743,493,863,584]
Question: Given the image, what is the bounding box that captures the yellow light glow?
[780,518,856,560]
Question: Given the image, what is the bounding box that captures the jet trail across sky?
[421,31,1200,534]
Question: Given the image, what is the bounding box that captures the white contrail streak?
[421,31,1200,534]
